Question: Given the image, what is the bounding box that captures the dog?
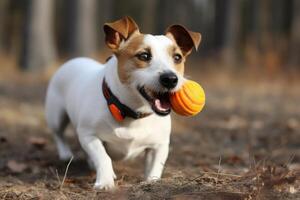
[45,16,201,190]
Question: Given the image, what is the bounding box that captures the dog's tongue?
[154,98,170,111]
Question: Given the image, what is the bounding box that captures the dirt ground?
[0,68,299,200]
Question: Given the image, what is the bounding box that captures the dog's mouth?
[138,86,171,116]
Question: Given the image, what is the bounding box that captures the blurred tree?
[98,0,114,47]
[154,0,169,33]
[214,0,227,50]
[114,0,142,26]
[141,0,157,33]
[191,0,215,55]
[155,0,199,36]
[99,0,114,22]
[289,0,300,67]
[0,0,9,52]
[20,0,56,70]
[223,0,241,64]
[259,0,283,75]
[215,0,241,66]
[0,0,296,71]
[63,0,97,57]
[258,0,271,52]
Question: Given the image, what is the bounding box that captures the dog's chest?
[104,138,150,160]
[100,116,171,160]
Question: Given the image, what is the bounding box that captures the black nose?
[159,72,178,89]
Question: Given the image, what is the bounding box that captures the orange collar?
[102,78,152,122]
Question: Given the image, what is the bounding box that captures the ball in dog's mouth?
[138,86,171,116]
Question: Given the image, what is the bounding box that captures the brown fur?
[103,16,139,50]
[166,25,201,56]
[116,33,148,83]
[167,45,186,75]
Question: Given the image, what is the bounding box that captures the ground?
[0,67,299,200]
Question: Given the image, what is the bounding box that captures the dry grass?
[0,164,298,200]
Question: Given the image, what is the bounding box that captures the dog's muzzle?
[159,72,178,89]
[138,86,171,116]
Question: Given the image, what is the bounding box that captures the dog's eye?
[173,53,182,64]
[136,52,152,62]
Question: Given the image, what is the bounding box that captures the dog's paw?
[94,180,115,190]
[146,176,161,182]
[94,171,116,190]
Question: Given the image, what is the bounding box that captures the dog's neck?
[104,55,151,114]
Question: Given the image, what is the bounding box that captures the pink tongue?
[154,99,170,111]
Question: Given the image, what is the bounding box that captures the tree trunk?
[100,0,114,22]
[141,0,157,33]
[289,0,300,67]
[65,0,97,57]
[222,0,241,65]
[20,0,56,70]
[0,0,9,52]
[155,0,169,33]
[214,0,228,50]
[98,0,114,48]
[214,0,241,66]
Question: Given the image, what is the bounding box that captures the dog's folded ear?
[103,16,139,50]
[166,25,201,56]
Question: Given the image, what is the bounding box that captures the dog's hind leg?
[46,92,73,161]
[53,113,73,161]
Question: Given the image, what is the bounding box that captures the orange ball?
[170,80,205,116]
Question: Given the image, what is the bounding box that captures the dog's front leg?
[78,130,116,190]
[145,143,169,181]
[144,148,154,178]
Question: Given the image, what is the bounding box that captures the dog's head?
[103,16,201,116]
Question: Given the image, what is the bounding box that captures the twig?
[56,169,61,184]
[60,156,74,190]
[286,154,295,168]
[203,171,242,178]
[49,167,61,186]
[217,155,222,180]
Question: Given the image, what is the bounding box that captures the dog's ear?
[166,25,201,56]
[103,16,139,50]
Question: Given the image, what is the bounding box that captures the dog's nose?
[159,72,178,89]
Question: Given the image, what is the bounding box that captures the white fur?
[45,34,183,190]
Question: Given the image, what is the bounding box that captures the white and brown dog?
[45,16,201,189]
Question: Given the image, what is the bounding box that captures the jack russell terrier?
[45,16,201,190]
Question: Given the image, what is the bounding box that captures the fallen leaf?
[7,160,28,173]
[226,155,244,164]
[64,178,77,184]
[28,137,47,149]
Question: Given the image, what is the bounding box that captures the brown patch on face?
[115,33,150,83]
[167,45,186,75]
